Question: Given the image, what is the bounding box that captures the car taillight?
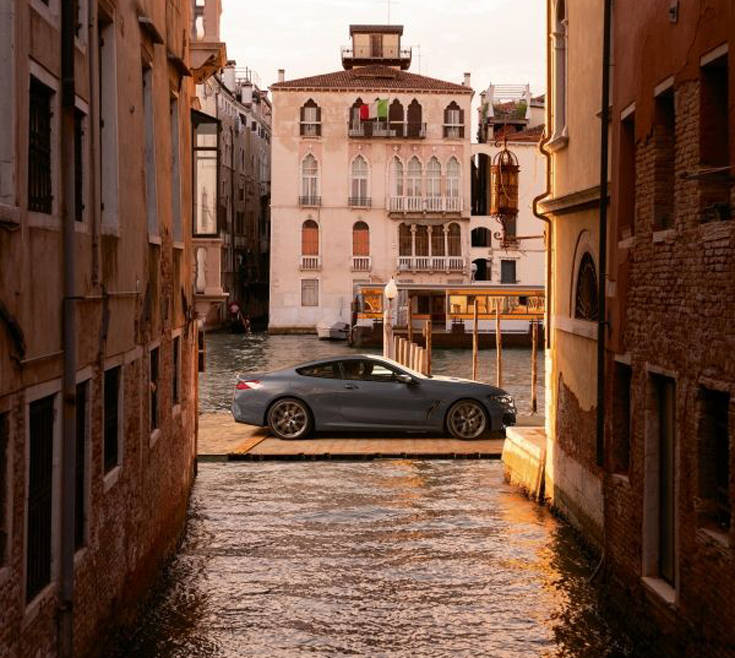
[236,380,261,390]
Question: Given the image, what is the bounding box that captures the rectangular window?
[698,387,730,533]
[143,67,158,238]
[99,12,119,230]
[0,412,8,566]
[612,363,632,474]
[28,76,53,214]
[193,118,218,235]
[74,109,84,221]
[500,260,516,283]
[27,394,55,603]
[170,98,182,243]
[618,112,636,237]
[103,366,120,473]
[653,92,675,230]
[74,382,87,551]
[172,337,180,405]
[150,347,159,432]
[653,374,676,586]
[301,279,319,307]
[699,52,731,221]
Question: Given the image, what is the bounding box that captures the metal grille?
[28,77,53,214]
[104,367,120,473]
[27,395,54,603]
[75,382,87,550]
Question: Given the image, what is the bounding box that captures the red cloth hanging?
[359,104,369,121]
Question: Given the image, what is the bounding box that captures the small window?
[104,366,121,473]
[301,279,319,306]
[612,363,632,474]
[300,99,321,137]
[698,387,730,533]
[28,76,54,214]
[574,253,598,321]
[297,362,340,378]
[471,227,490,247]
[172,336,180,405]
[75,381,88,551]
[501,259,517,284]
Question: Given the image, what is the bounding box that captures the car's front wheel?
[267,398,313,440]
[446,399,487,440]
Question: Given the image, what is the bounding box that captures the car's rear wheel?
[267,398,312,440]
[446,399,487,440]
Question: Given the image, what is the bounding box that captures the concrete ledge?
[501,426,547,500]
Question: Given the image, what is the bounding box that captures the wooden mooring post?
[424,319,432,375]
[495,300,503,388]
[472,298,479,380]
[531,319,538,414]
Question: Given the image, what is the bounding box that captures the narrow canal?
[111,334,646,656]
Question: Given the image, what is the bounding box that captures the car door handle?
[344,383,359,390]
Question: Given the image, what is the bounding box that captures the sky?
[220,0,547,123]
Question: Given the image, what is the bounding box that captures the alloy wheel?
[447,400,487,439]
[269,399,309,439]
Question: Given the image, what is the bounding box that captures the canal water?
[113,461,640,657]
[199,332,545,416]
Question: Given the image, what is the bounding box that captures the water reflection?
[200,332,545,415]
[113,461,636,658]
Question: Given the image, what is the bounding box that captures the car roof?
[295,354,394,368]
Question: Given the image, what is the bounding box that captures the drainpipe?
[596,0,613,467]
[532,2,553,351]
[59,0,77,655]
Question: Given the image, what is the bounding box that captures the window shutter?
[299,105,305,136]
[316,106,322,136]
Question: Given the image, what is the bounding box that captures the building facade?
[268,25,473,333]
[602,1,735,652]
[193,61,272,328]
[0,0,222,654]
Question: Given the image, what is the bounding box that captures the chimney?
[278,68,285,83]
[463,72,471,87]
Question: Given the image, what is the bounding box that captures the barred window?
[28,76,53,214]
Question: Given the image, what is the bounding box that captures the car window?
[296,362,340,378]
[341,359,398,383]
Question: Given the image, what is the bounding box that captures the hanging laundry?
[368,99,389,120]
[359,104,369,121]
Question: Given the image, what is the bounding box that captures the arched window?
[390,156,404,197]
[407,99,423,138]
[301,219,319,255]
[553,0,568,140]
[431,225,445,256]
[300,99,321,137]
[350,97,364,134]
[350,155,369,203]
[407,157,422,197]
[446,157,461,198]
[389,99,404,137]
[426,157,442,198]
[415,225,429,256]
[399,222,412,256]
[574,252,598,321]
[301,154,319,203]
[471,227,490,247]
[352,221,369,256]
[443,101,465,138]
[447,223,461,256]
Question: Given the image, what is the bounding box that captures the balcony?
[351,256,372,272]
[348,121,426,139]
[388,196,463,214]
[348,196,371,208]
[397,256,465,273]
[299,195,321,207]
[341,46,412,70]
[300,255,321,271]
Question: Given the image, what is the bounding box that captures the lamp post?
[383,277,398,358]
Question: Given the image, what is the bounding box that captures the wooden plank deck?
[198,412,508,461]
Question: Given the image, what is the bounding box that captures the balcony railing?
[341,46,412,69]
[348,121,427,139]
[348,196,372,208]
[299,195,321,207]
[388,196,463,213]
[397,256,465,272]
[300,255,321,271]
[351,256,372,272]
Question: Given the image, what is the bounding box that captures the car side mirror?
[397,373,415,385]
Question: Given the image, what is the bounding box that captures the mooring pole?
[531,319,538,414]
[425,318,432,375]
[495,300,503,388]
[472,298,479,380]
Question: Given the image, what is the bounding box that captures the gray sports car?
[231,354,516,440]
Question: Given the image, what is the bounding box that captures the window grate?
[28,77,53,214]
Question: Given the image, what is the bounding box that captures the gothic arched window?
[574,252,599,321]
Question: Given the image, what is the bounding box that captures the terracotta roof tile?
[496,124,545,143]
[271,65,472,94]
